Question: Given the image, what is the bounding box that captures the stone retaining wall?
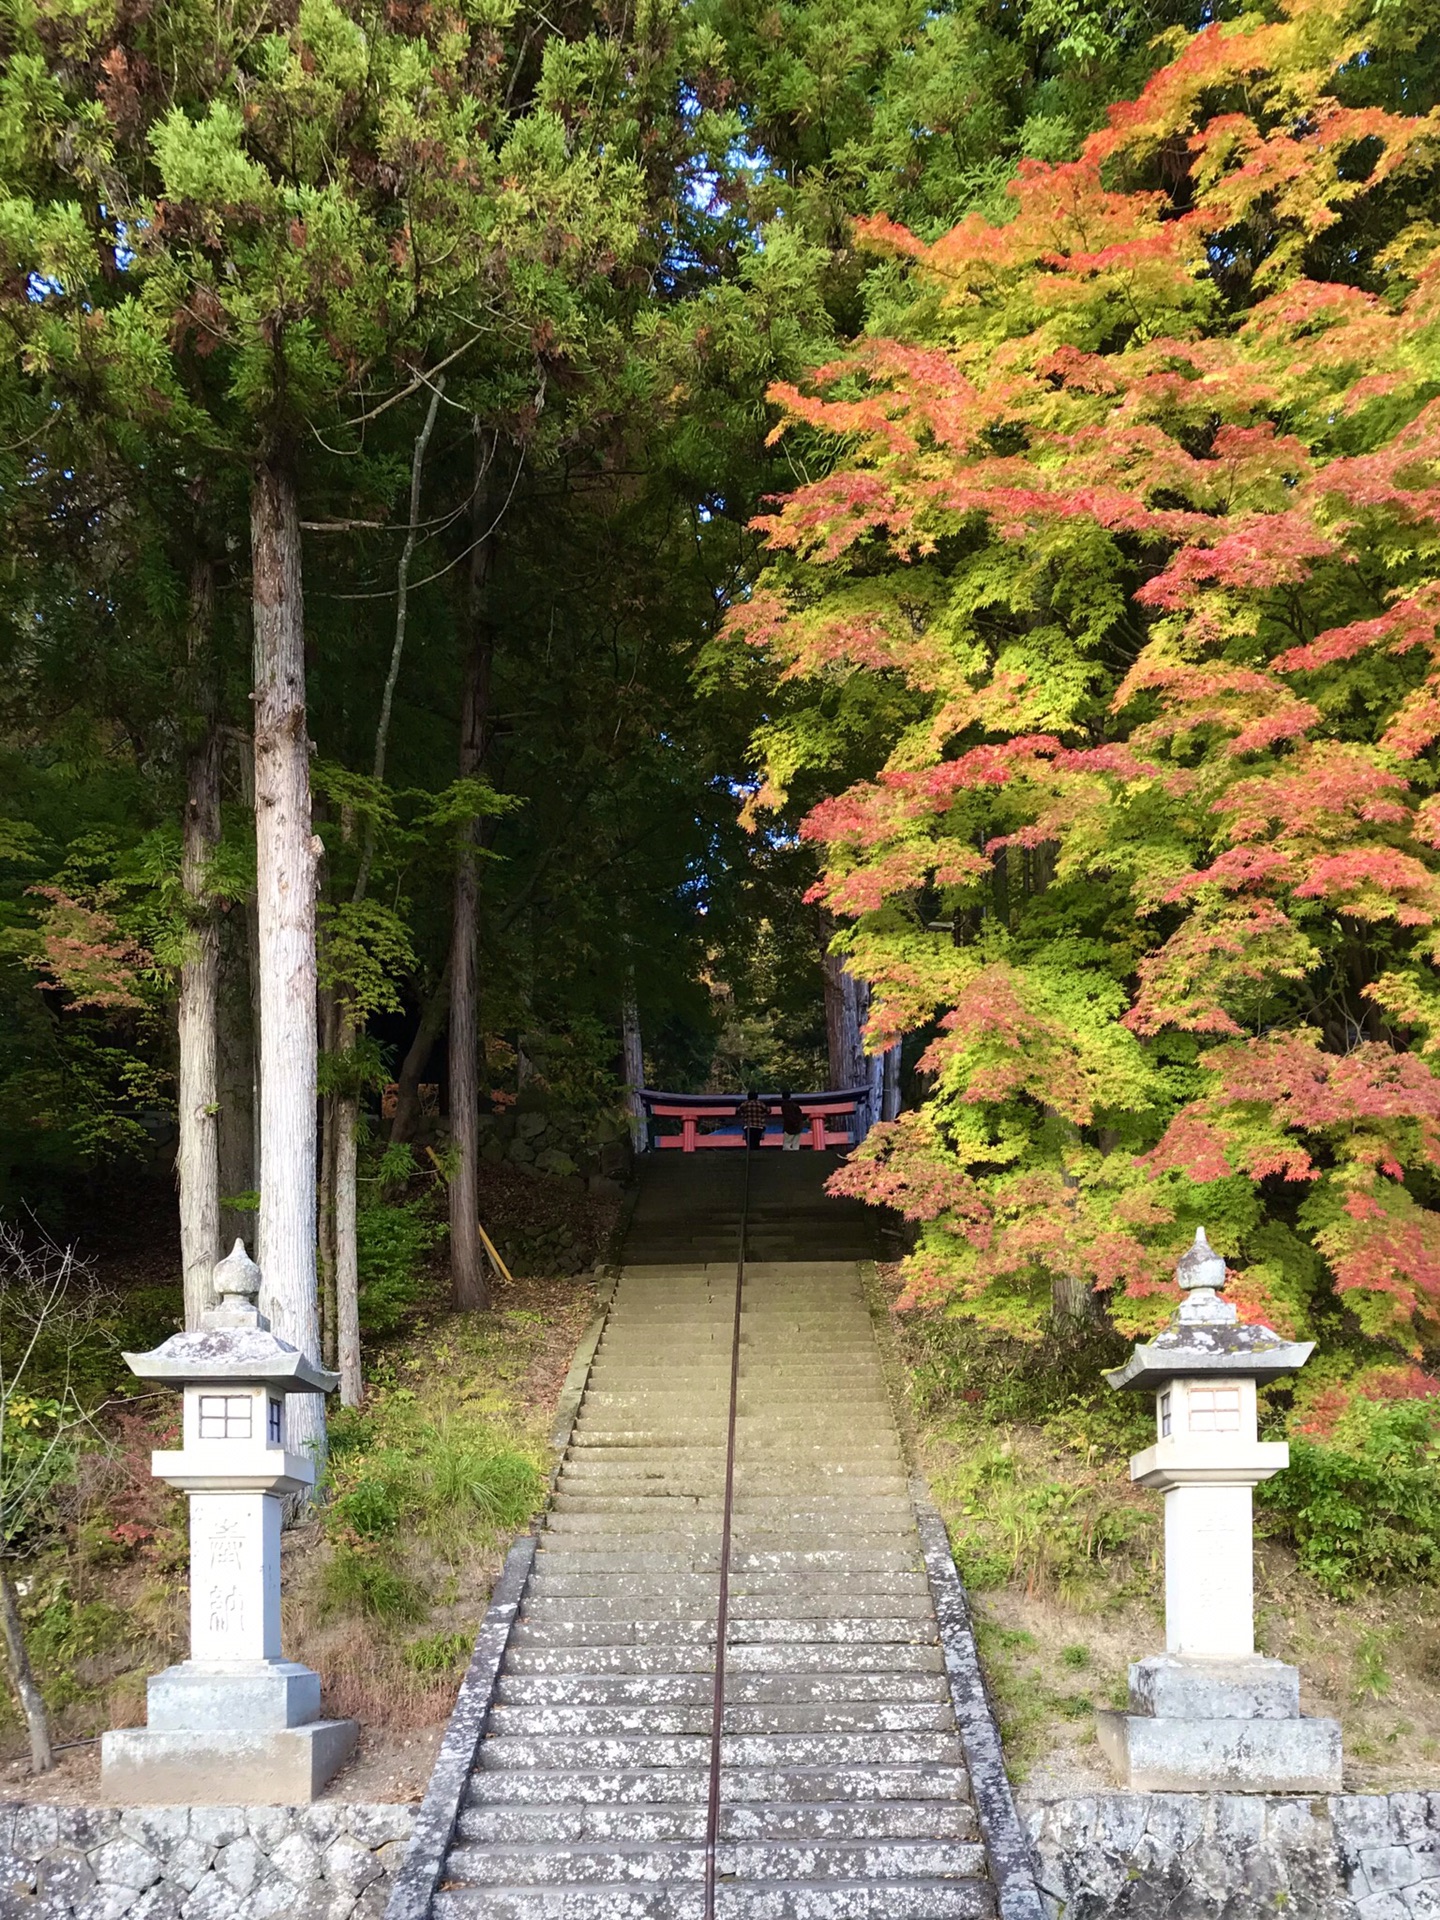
[1,1801,414,1920]
[1023,1789,1440,1919]
[13,1790,1440,1918]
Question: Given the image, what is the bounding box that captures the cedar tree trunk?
[388,961,451,1147]
[177,558,222,1328]
[251,453,325,1485]
[448,437,497,1312]
[216,908,256,1248]
[334,1024,363,1405]
[622,975,646,1152]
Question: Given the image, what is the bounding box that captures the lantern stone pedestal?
[101,1243,358,1804]
[1095,1229,1342,1793]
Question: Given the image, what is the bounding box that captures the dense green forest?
[0,0,1209,1322]
[4,0,1440,1773]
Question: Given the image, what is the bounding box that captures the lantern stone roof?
[1105,1228,1314,1392]
[123,1241,339,1395]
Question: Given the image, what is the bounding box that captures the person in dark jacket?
[779,1091,807,1150]
[736,1089,769,1150]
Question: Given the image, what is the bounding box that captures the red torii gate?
[638,1087,871,1153]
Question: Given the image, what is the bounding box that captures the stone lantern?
[1096,1228,1342,1792]
[101,1242,358,1804]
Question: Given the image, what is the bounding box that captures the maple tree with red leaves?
[732,0,1440,1388]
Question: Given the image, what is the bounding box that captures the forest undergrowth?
[881,1268,1440,1796]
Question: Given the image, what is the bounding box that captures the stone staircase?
[430,1256,999,1918]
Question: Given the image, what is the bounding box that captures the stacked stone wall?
[1,1801,414,1920]
[1024,1789,1440,1918]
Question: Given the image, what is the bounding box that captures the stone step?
[478,1733,963,1770]
[508,1619,718,1647]
[486,1705,714,1737]
[519,1593,933,1621]
[732,1474,908,1489]
[729,1535,922,1557]
[433,1878,996,1918]
[727,1674,948,1704]
[532,1552,721,1573]
[727,1620,939,1645]
[458,1799,977,1846]
[722,1803,977,1842]
[723,1640,944,1670]
[547,1484,913,1505]
[732,1474,910,1489]
[733,1492,909,1507]
[729,1551,921,1571]
[478,1735,711,1771]
[553,1477,732,1494]
[485,1703,952,1737]
[445,1844,705,1887]
[579,1393,892,1411]
[600,1371,880,1386]
[525,1575,927,1603]
[527,1574,720,1600]
[445,1839,989,1888]
[503,1647,718,1675]
[509,1617,937,1648]
[543,1514,909,1537]
[497,1674,713,1706]
[542,1515,724,1536]
[550,1497,724,1514]
[457,1805,709,1845]
[547,1501,911,1523]
[722,1706,951,1735]
[498,1639,946,1676]
[731,1451,903,1464]
[723,1883,994,1919]
[466,1766,969,1806]
[467,1769,710,1806]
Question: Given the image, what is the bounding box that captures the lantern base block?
[1097,1656,1340,1792]
[100,1718,358,1805]
[1130,1653,1300,1719]
[146,1658,323,1731]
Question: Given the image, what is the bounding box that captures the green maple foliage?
[734,0,1440,1369]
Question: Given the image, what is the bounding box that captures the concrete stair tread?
[460,1803,978,1844]
[467,1766,973,1805]
[486,1705,954,1735]
[444,1840,990,1885]
[435,1882,996,1918]
[427,1214,1007,1919]
[519,1597,934,1621]
[479,1735,964,1768]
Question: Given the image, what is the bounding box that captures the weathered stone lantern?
[1096,1227,1342,1792]
[101,1242,358,1804]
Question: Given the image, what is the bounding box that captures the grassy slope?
[0,1169,610,1800]
[880,1267,1440,1796]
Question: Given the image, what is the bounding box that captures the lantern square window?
[198,1393,253,1440]
[1188,1385,1241,1433]
[268,1398,282,1446]
[1159,1389,1172,1438]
